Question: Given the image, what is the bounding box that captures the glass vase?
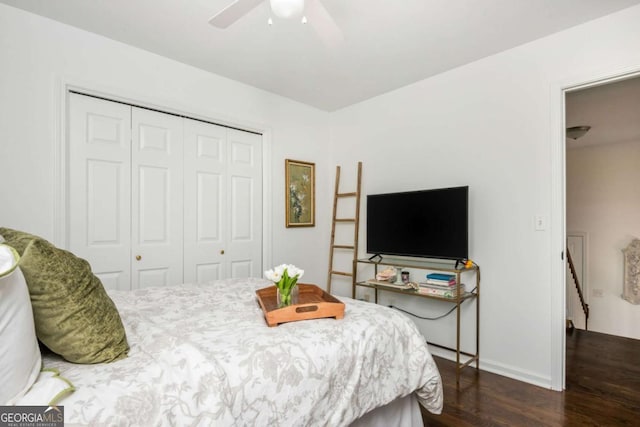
[277,285,299,308]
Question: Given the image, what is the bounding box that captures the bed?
[41,278,443,426]
[0,228,442,426]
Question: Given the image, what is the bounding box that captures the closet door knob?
[135,255,142,261]
[220,250,225,255]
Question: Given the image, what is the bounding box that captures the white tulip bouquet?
[265,264,304,307]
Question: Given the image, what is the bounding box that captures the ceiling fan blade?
[209,0,265,29]
[306,0,344,47]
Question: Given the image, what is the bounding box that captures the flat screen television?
[366,186,468,261]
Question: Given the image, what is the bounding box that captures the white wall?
[0,3,331,285]
[329,5,640,388]
[567,141,640,339]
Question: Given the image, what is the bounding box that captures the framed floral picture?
[285,159,315,227]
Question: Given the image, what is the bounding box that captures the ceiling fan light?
[566,125,591,140]
[270,0,305,19]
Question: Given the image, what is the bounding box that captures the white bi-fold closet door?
[68,92,262,290]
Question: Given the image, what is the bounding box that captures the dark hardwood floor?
[421,329,640,426]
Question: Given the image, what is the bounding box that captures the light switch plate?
[534,215,546,231]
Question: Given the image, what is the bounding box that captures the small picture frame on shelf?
[285,159,315,227]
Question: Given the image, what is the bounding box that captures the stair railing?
[566,247,589,330]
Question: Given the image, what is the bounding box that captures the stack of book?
[418,273,465,297]
[424,273,456,286]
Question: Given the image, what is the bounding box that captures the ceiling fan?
[209,0,343,46]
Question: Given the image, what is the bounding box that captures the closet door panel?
[197,172,222,241]
[196,263,221,283]
[137,268,170,288]
[231,260,252,278]
[131,107,184,289]
[86,160,122,243]
[183,119,227,283]
[226,129,262,279]
[68,93,132,291]
[139,165,170,242]
[230,175,253,241]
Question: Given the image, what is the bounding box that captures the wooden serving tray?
[256,283,345,327]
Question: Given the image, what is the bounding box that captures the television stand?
[353,256,479,384]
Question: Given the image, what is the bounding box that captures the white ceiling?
[566,76,640,149]
[3,0,640,111]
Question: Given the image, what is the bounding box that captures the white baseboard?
[428,345,555,390]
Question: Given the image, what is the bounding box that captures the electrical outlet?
[592,289,604,298]
[534,215,546,231]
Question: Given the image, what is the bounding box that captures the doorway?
[564,75,640,340]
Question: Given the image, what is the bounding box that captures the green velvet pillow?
[0,227,39,255]
[1,228,129,364]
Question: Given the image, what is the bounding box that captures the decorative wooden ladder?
[567,246,589,330]
[327,162,362,294]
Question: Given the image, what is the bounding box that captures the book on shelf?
[424,278,457,287]
[365,279,413,290]
[420,281,457,290]
[420,282,465,291]
[417,283,466,297]
[425,273,456,282]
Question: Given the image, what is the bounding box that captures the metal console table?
[353,257,479,384]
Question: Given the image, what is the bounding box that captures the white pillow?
[0,241,18,277]
[14,369,75,406]
[0,244,42,405]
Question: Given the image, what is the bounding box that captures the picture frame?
[285,159,315,227]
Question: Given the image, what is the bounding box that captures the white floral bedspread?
[46,278,443,426]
